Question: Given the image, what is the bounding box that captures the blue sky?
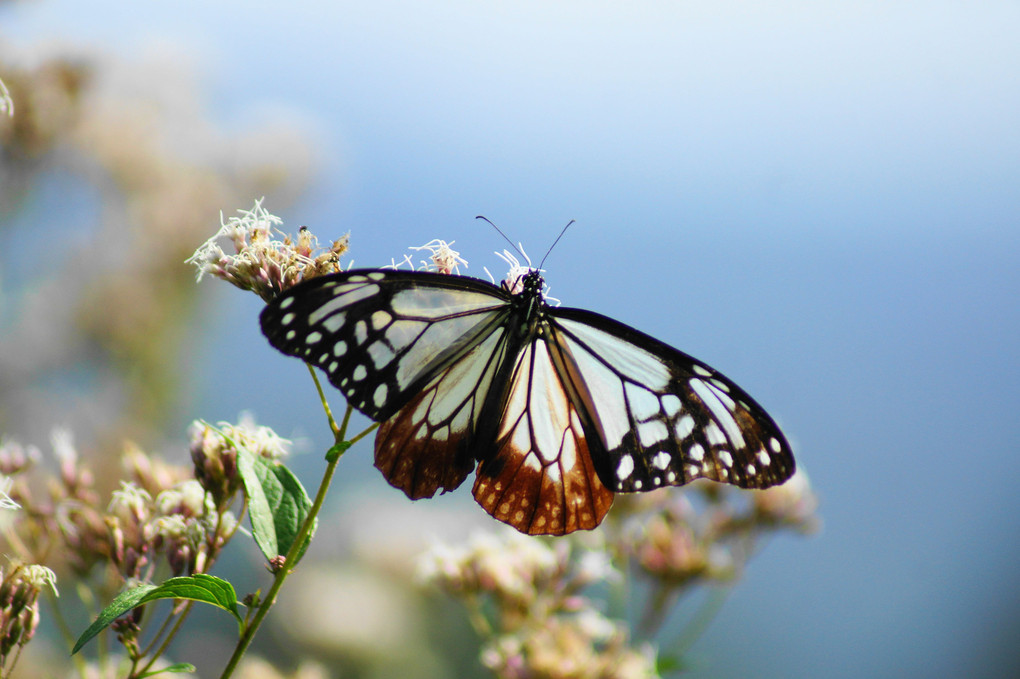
[3,2,1019,677]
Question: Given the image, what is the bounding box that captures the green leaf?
[138,662,197,677]
[238,448,315,564]
[237,447,278,558]
[73,575,242,654]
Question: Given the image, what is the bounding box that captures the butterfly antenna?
[476,216,527,261]
[538,219,575,271]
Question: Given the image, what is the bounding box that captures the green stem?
[217,366,370,679]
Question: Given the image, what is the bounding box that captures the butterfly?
[260,266,795,535]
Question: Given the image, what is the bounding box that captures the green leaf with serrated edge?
[252,455,315,563]
[73,575,242,654]
[138,662,197,677]
[237,446,278,560]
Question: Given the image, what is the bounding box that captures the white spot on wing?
[352,365,367,381]
[616,455,634,480]
[770,437,782,453]
[279,297,294,310]
[719,450,733,467]
[322,311,347,332]
[688,443,705,461]
[651,451,671,470]
[704,422,727,446]
[305,331,322,344]
[757,450,771,466]
[637,419,669,447]
[662,394,683,417]
[674,415,695,439]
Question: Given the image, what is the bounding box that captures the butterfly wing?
[261,270,516,497]
[472,337,614,535]
[546,307,795,493]
[260,270,512,421]
[375,319,513,499]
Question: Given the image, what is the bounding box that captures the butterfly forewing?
[261,270,511,420]
[548,308,795,493]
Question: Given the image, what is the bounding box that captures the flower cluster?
[418,530,659,679]
[187,200,349,301]
[0,563,56,675]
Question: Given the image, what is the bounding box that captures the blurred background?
[1,1,1017,678]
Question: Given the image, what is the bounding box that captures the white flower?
[186,199,287,283]
[388,239,469,274]
[409,239,468,274]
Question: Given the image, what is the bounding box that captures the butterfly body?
[261,268,794,535]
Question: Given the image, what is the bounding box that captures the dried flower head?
[186,200,348,301]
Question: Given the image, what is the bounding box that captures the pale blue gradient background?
[4,2,1018,677]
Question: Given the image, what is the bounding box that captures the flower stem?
[217,365,367,679]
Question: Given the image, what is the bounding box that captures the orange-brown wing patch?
[472,340,614,535]
[375,326,508,499]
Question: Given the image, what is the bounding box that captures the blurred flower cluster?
[0,414,293,676]
[417,472,819,678]
[0,44,311,450]
[419,530,658,679]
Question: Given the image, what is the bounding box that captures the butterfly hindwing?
[473,337,614,535]
[548,308,795,493]
[375,323,512,499]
